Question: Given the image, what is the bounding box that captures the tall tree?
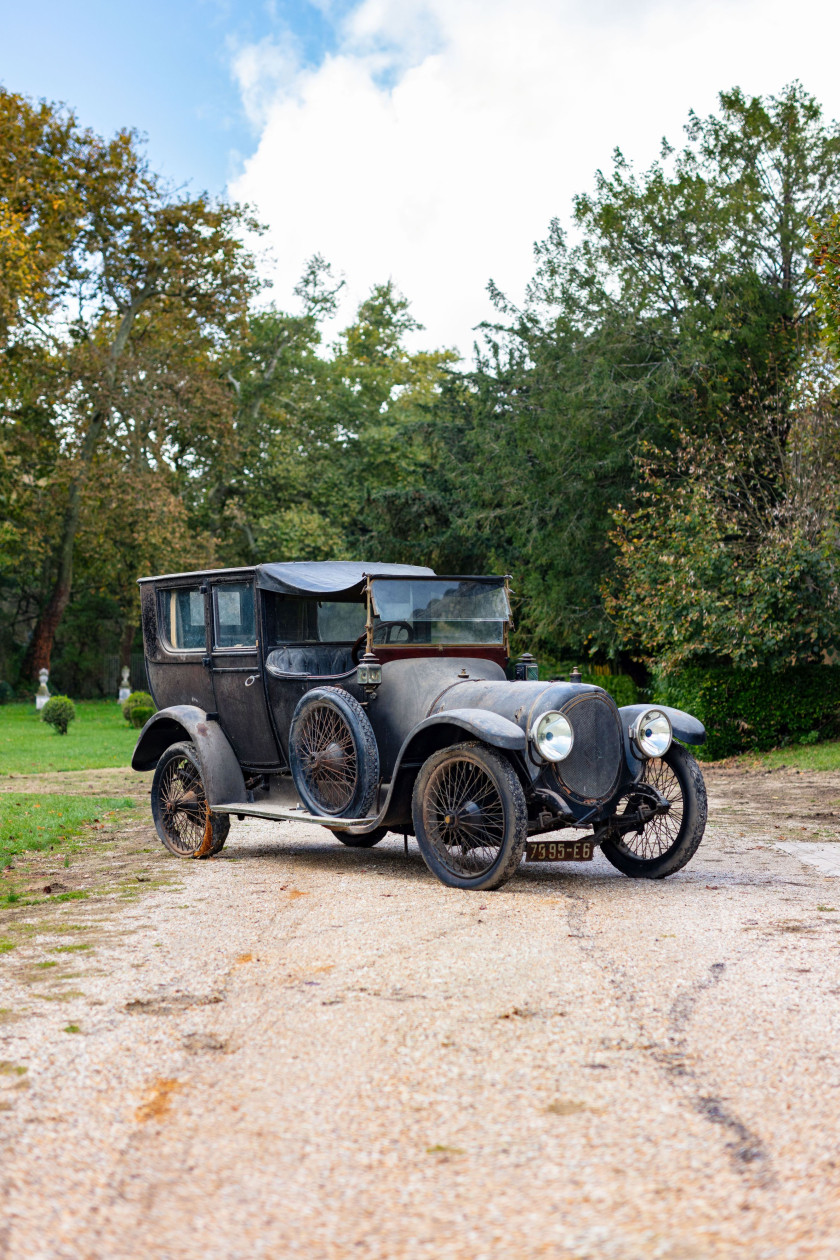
[0,91,263,678]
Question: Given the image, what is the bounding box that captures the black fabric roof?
[254,561,435,597]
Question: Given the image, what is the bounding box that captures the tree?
[0,91,263,678]
[453,82,840,663]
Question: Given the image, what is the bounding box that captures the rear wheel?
[411,742,527,890]
[328,826,389,848]
[150,742,229,859]
[600,742,706,879]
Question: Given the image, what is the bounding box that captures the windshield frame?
[365,574,512,653]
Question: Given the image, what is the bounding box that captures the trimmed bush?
[41,695,77,736]
[653,665,840,760]
[122,691,155,725]
[129,705,155,729]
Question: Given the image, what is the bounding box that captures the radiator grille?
[553,692,623,803]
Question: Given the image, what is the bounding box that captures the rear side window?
[159,587,205,651]
[213,583,256,649]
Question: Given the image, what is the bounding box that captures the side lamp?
[515,651,539,681]
[356,651,382,697]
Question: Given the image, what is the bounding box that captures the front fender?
[377,708,527,829]
[131,705,246,807]
[404,708,527,753]
[619,703,706,747]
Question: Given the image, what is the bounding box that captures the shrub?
[41,695,77,736]
[122,691,155,724]
[129,705,155,729]
[652,665,840,760]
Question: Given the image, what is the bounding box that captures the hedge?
[535,658,638,707]
[652,665,840,760]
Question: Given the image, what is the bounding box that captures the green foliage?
[537,658,638,705]
[0,682,13,704]
[122,691,154,724]
[653,665,840,759]
[129,705,154,729]
[0,700,137,774]
[40,695,76,735]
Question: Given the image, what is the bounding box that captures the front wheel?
[600,742,707,879]
[412,742,527,890]
[150,742,230,858]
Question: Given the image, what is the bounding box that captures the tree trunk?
[21,292,147,681]
[21,410,105,679]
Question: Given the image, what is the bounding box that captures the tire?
[600,742,707,879]
[411,741,527,891]
[289,687,380,820]
[328,826,389,848]
[150,742,230,859]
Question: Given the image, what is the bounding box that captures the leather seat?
[266,646,355,678]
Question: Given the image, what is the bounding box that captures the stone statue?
[35,668,50,711]
[118,665,131,704]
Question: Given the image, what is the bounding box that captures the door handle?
[244,674,259,687]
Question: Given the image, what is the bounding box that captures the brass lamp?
[357,650,382,697]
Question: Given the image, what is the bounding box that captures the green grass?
[732,739,840,772]
[0,701,137,776]
[0,794,135,869]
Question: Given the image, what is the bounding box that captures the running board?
[212,802,379,830]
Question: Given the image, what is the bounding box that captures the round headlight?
[630,708,672,759]
[532,710,574,762]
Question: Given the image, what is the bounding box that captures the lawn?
[0,793,136,870]
[738,739,840,772]
[0,701,137,776]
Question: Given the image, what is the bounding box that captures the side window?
[159,587,206,651]
[213,583,256,649]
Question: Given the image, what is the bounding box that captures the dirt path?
[2,765,840,1258]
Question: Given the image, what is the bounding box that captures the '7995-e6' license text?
[525,839,594,863]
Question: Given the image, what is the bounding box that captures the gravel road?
[2,765,840,1259]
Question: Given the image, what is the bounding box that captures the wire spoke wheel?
[297,706,358,813]
[289,687,379,821]
[412,742,527,890]
[601,742,707,880]
[615,757,684,860]
[150,742,229,859]
[425,757,506,877]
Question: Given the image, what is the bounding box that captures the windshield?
[370,578,509,646]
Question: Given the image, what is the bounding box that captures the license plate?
[526,839,594,863]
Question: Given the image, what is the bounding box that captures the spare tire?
[289,686,380,820]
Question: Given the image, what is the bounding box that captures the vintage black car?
[131,561,708,891]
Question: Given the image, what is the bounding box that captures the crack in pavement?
[562,888,776,1189]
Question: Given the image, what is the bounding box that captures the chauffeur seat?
[265,645,355,679]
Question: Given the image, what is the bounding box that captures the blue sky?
[0,0,344,193]
[3,0,839,354]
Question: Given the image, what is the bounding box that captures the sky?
[3,0,840,358]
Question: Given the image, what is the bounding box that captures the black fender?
[619,703,706,747]
[131,705,246,807]
[378,709,527,829]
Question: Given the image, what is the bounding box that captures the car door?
[209,579,281,769]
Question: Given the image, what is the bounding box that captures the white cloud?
[230,0,840,359]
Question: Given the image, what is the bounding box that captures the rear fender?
[131,705,246,807]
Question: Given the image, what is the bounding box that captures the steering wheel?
[350,621,414,664]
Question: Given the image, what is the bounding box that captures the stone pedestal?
[35,668,50,711]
